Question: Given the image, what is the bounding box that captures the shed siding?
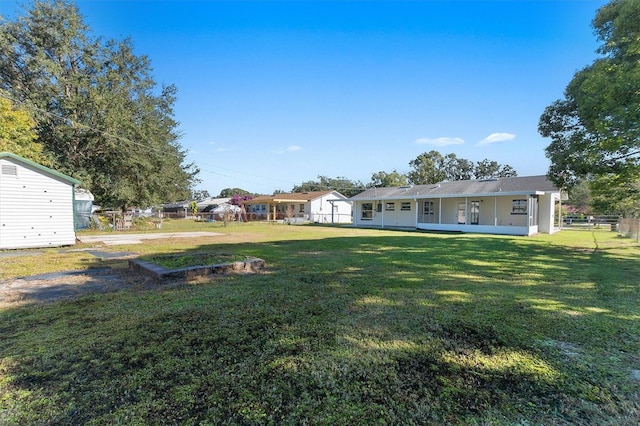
[538,193,558,234]
[310,193,352,224]
[0,158,76,249]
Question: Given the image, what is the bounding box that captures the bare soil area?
[0,266,154,307]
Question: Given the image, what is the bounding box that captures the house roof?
[163,201,191,209]
[350,175,558,201]
[0,152,81,185]
[196,197,230,208]
[250,190,346,203]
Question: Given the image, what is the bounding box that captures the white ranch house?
[0,152,80,249]
[350,175,561,236]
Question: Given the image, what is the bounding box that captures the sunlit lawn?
[1,222,639,424]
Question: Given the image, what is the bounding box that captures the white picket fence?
[618,218,640,242]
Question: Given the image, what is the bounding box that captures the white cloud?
[207,141,229,152]
[273,145,303,154]
[477,132,516,146]
[414,137,465,147]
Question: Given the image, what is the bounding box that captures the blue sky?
[1,0,608,196]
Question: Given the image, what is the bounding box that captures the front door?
[457,203,466,224]
[470,201,479,225]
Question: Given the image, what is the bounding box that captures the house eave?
[351,190,556,202]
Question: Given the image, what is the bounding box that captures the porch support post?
[353,202,357,227]
[494,197,497,226]
[415,199,418,227]
[330,200,334,224]
[380,200,384,229]
[558,193,562,229]
[527,195,532,233]
[438,198,442,224]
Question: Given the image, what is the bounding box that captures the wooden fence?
[618,218,640,242]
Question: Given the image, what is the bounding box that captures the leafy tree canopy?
[590,174,640,217]
[292,175,364,198]
[190,190,211,201]
[368,170,408,188]
[218,188,253,198]
[474,159,517,180]
[566,179,592,214]
[407,151,517,185]
[539,0,640,191]
[0,0,199,209]
[0,93,49,164]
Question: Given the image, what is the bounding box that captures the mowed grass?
[1,223,639,424]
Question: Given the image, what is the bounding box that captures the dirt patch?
[0,267,155,307]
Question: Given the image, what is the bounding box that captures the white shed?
[0,152,80,249]
[247,190,352,224]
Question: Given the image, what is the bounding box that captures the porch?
[415,195,549,236]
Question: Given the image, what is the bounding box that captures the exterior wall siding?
[379,200,415,228]
[0,158,76,249]
[496,197,527,227]
[538,193,557,234]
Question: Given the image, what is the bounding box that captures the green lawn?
[1,223,639,424]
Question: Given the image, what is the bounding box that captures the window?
[385,202,395,211]
[401,202,411,211]
[299,203,305,213]
[361,203,373,220]
[512,199,527,214]
[376,203,382,213]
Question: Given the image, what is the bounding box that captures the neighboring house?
[247,190,352,224]
[0,152,80,249]
[163,197,238,220]
[162,201,191,218]
[350,175,561,236]
[196,197,231,220]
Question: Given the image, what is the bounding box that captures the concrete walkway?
[77,231,223,245]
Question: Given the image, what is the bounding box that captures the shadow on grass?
[1,231,639,424]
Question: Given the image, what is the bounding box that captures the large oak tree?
[0,0,199,209]
[407,150,517,185]
[539,0,640,214]
[292,175,365,197]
